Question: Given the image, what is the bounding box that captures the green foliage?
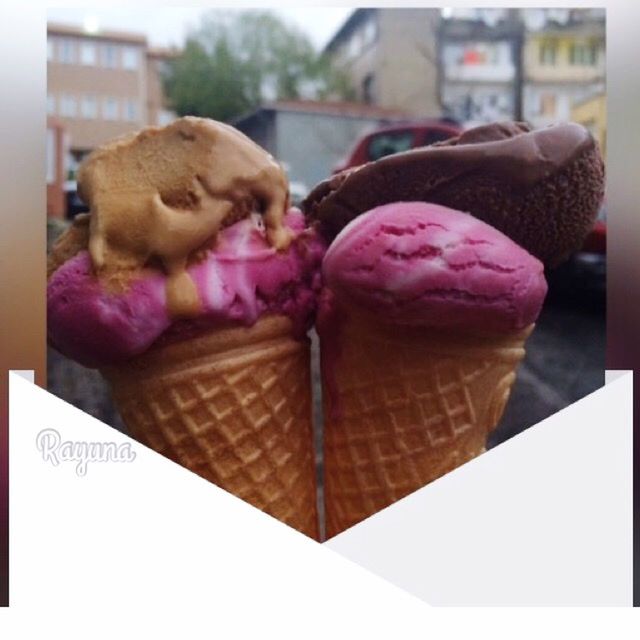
[162,10,355,122]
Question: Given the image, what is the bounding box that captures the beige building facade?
[324,9,441,117]
[571,92,606,157]
[146,47,178,128]
[522,10,605,128]
[47,23,177,166]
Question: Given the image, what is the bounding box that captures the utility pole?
[506,9,524,120]
[508,9,525,121]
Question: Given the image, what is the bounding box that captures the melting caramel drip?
[166,265,201,317]
[77,116,291,317]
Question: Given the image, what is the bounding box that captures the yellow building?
[522,13,605,128]
[525,32,605,84]
[571,92,606,157]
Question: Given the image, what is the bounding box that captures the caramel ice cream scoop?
[77,116,292,316]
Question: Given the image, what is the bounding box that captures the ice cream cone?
[322,311,531,539]
[102,315,319,539]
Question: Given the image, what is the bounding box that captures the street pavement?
[489,288,605,447]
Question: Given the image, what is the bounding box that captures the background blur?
[46,7,606,449]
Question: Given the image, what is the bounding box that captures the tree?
[163,10,355,122]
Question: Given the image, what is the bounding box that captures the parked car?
[581,211,606,255]
[546,203,606,301]
[333,119,463,173]
[64,180,87,219]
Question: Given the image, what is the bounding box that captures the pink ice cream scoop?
[48,209,325,368]
[322,202,547,333]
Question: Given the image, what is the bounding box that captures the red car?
[333,119,463,174]
[581,217,606,255]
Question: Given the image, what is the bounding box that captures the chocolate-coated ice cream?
[303,121,605,266]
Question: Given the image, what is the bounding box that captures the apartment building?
[522,9,605,128]
[571,91,606,157]
[324,9,441,117]
[147,47,179,128]
[47,23,177,171]
[437,9,523,124]
[46,117,66,218]
[436,8,605,127]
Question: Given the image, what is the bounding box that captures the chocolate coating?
[303,121,605,266]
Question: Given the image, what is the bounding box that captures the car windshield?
[422,129,456,145]
[368,131,414,161]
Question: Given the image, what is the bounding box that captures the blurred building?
[522,9,605,128]
[436,8,606,127]
[46,117,67,219]
[233,100,409,193]
[146,47,179,128]
[437,9,523,124]
[47,23,178,175]
[323,9,441,117]
[571,91,606,157]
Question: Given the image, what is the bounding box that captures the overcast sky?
[46,7,352,50]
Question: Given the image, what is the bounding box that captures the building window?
[569,43,580,64]
[540,92,557,116]
[58,39,75,64]
[47,37,55,62]
[46,128,55,185]
[157,109,175,126]
[570,42,598,66]
[123,99,139,121]
[80,42,97,66]
[539,40,557,65]
[122,47,139,70]
[102,97,119,120]
[102,44,119,68]
[347,35,360,59]
[362,73,375,104]
[81,95,97,119]
[59,94,77,117]
[362,17,378,49]
[47,94,56,115]
[156,59,171,77]
[461,42,501,65]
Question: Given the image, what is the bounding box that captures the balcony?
[444,63,515,83]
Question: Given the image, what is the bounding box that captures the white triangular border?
[328,371,633,606]
[5,373,429,636]
[1,371,636,638]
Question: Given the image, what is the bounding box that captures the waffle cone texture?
[322,314,531,539]
[102,315,319,539]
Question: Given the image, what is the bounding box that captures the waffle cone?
[102,315,319,539]
[322,313,531,539]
